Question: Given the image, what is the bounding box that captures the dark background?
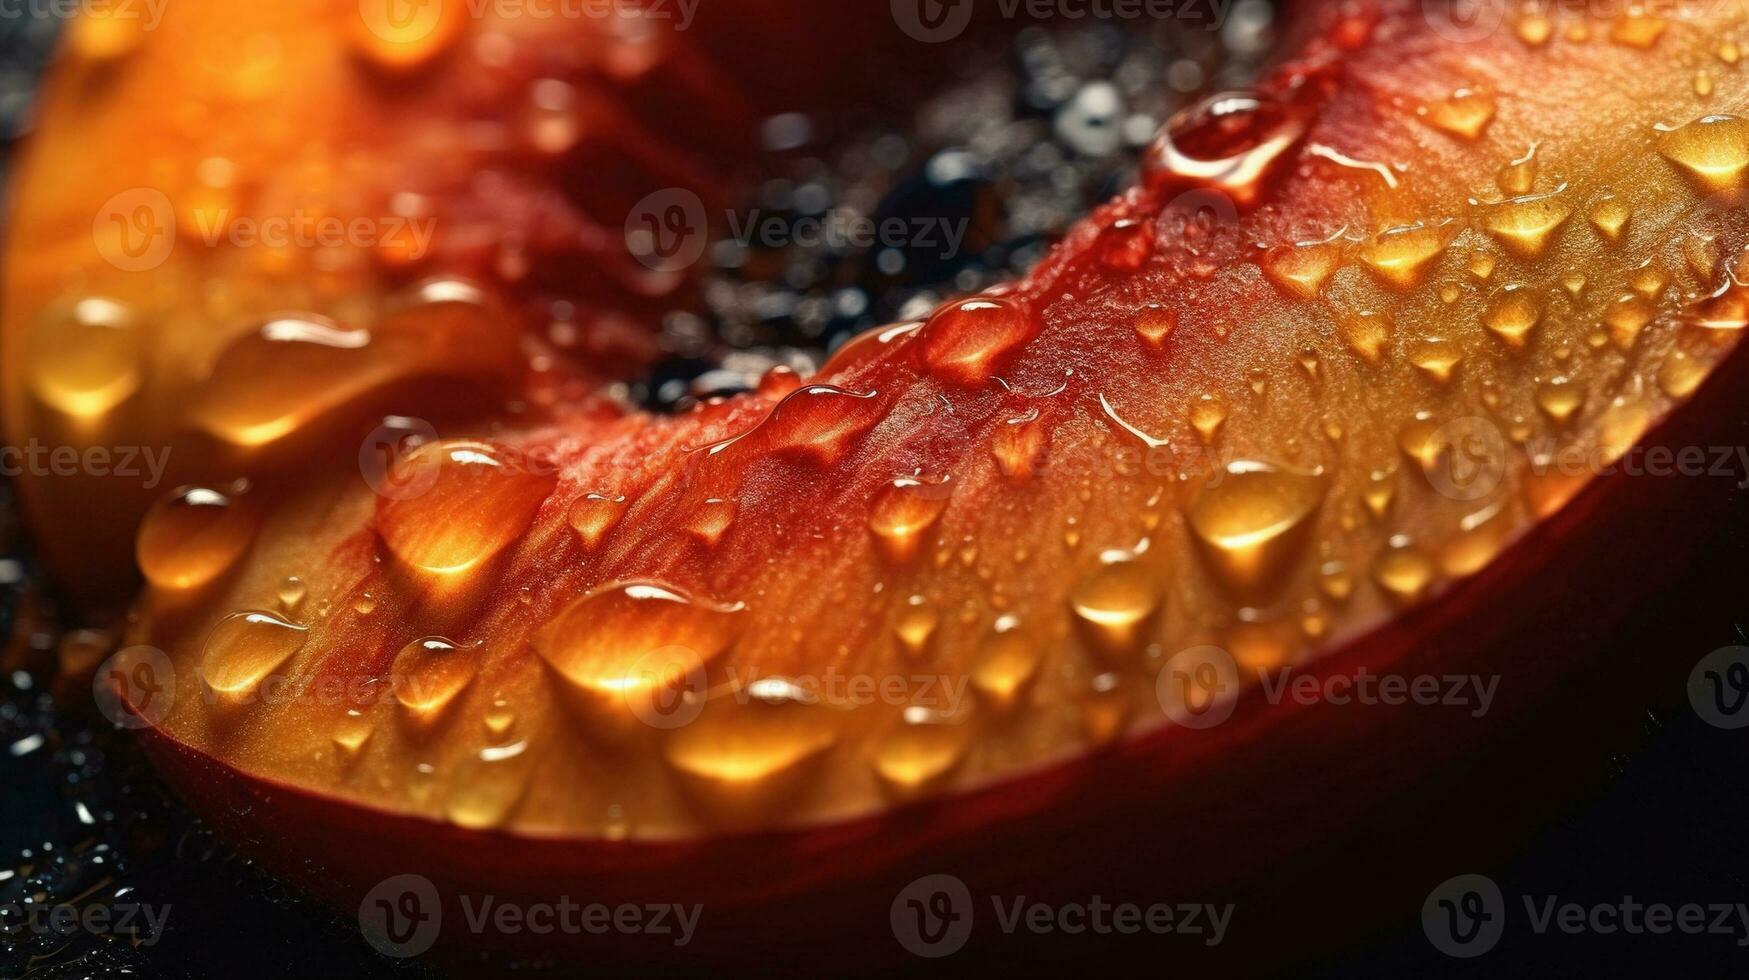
[2,7,1747,978]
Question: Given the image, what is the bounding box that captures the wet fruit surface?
[8,0,1749,973]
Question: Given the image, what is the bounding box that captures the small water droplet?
[567,493,628,551]
[992,410,1047,481]
[1373,537,1434,605]
[1360,224,1452,288]
[972,616,1040,711]
[869,477,952,562]
[1484,285,1542,348]
[1418,89,1496,141]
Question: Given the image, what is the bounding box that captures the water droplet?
[1070,556,1161,661]
[919,298,1036,386]
[1484,285,1542,348]
[894,598,940,659]
[27,298,143,419]
[1409,337,1464,384]
[1657,115,1749,191]
[663,681,838,818]
[332,711,374,761]
[190,316,371,448]
[991,410,1047,481]
[392,637,480,721]
[376,441,556,575]
[1610,12,1666,49]
[1659,350,1707,397]
[352,0,465,70]
[534,582,745,721]
[1441,500,1512,577]
[567,493,628,551]
[1497,145,1539,195]
[819,321,922,378]
[1480,187,1571,259]
[1360,224,1451,288]
[1190,393,1229,442]
[1320,560,1355,602]
[1134,305,1178,348]
[1536,376,1584,423]
[698,385,884,468]
[199,610,308,704]
[1261,240,1341,299]
[1363,469,1397,521]
[445,743,531,830]
[1142,90,1306,206]
[869,477,952,562]
[277,577,307,613]
[872,706,971,797]
[136,484,258,590]
[1587,196,1630,243]
[973,616,1040,712]
[1597,394,1649,466]
[758,365,803,400]
[1516,12,1553,46]
[1188,461,1324,597]
[1373,537,1434,605]
[1605,293,1656,349]
[1099,218,1155,271]
[1341,310,1394,363]
[1081,673,1131,744]
[684,498,738,549]
[1418,89,1496,140]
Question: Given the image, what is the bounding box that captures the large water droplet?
[136,484,258,590]
[1657,115,1749,191]
[872,705,972,798]
[1069,555,1161,661]
[662,680,838,820]
[919,298,1037,386]
[535,582,746,723]
[1188,461,1324,597]
[376,441,556,575]
[27,298,143,420]
[1142,91,1306,206]
[199,610,308,704]
[392,637,480,721]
